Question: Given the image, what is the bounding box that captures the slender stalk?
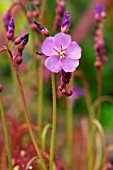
[96,66,102,119]
[49,73,57,170]
[7,48,47,170]
[74,71,94,170]
[38,59,44,138]
[74,71,94,119]
[40,0,48,23]
[0,94,13,170]
[36,0,47,138]
[66,96,73,168]
[14,69,47,170]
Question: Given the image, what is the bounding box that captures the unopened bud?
[62,89,66,95]
[18,44,24,52]
[58,86,63,91]
[33,0,40,7]
[14,37,22,45]
[34,21,50,37]
[0,85,4,92]
[30,23,38,30]
[61,11,71,33]
[67,90,73,96]
[26,11,32,20]
[94,60,102,68]
[42,28,50,37]
[7,18,15,40]
[32,10,39,17]
[16,56,23,65]
[7,32,14,40]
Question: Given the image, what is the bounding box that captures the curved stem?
[0,94,13,170]
[49,73,57,170]
[42,123,52,150]
[7,48,47,170]
[14,69,47,170]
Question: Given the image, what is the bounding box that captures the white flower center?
[57,50,65,59]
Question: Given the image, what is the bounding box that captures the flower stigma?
[57,49,65,60]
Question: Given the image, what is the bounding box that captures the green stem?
[96,66,102,120]
[14,70,47,170]
[67,96,73,168]
[42,123,52,150]
[38,59,44,139]
[40,0,48,23]
[0,94,13,170]
[49,73,57,170]
[66,74,73,169]
[7,45,47,170]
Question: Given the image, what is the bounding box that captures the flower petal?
[41,37,57,56]
[61,58,79,72]
[53,32,71,50]
[65,41,82,60]
[45,56,62,73]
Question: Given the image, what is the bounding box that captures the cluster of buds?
[95,4,106,22]
[34,21,50,37]
[26,0,40,30]
[58,70,73,96]
[94,4,108,68]
[3,11,11,31]
[6,18,29,66]
[15,34,29,65]
[53,0,66,31]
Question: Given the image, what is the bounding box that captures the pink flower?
[41,32,82,73]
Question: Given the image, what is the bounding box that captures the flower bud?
[34,21,50,37]
[0,84,4,92]
[16,56,23,65]
[3,11,11,30]
[61,11,71,33]
[7,18,15,40]
[14,37,22,45]
[18,44,24,52]
[32,10,39,17]
[33,0,40,7]
[30,23,38,30]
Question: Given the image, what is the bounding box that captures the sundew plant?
[0,0,113,170]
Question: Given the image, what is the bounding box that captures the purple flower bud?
[8,17,15,33]
[14,34,29,45]
[61,11,71,33]
[34,21,50,37]
[7,18,15,40]
[34,21,45,30]
[95,4,106,21]
[22,34,29,46]
[3,11,11,30]
[95,4,105,15]
[21,33,29,40]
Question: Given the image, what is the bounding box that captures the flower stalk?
[49,73,57,170]
[7,48,47,170]
[0,94,13,170]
